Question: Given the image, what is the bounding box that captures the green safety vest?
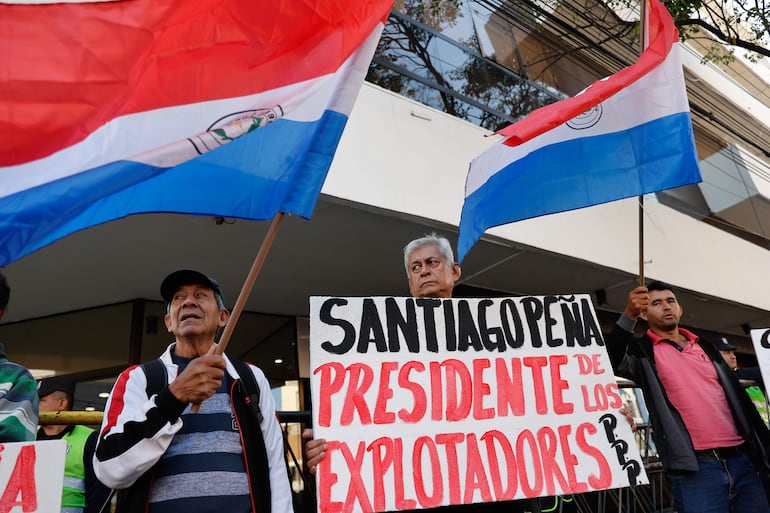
[61,425,93,513]
[746,385,769,427]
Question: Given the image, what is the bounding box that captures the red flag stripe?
[0,0,392,165]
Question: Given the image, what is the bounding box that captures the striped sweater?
[94,344,292,513]
[147,354,250,512]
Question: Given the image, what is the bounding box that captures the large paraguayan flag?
[457,0,701,262]
[0,0,393,266]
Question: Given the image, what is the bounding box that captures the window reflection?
[370,8,560,131]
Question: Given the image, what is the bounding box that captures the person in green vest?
[36,377,111,513]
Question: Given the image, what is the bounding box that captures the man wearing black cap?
[714,338,764,386]
[715,338,739,371]
[37,377,111,513]
[94,270,291,513]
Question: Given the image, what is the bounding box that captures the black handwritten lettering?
[599,413,641,485]
[544,296,562,347]
[317,296,603,355]
[500,299,524,349]
[444,300,457,352]
[479,300,505,352]
[386,298,419,352]
[320,298,355,354]
[761,329,770,349]
[580,298,604,346]
[458,300,483,352]
[416,298,441,352]
[358,298,387,353]
[520,297,544,347]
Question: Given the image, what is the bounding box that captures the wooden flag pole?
[192,212,285,412]
[215,212,284,356]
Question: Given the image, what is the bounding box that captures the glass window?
[370,9,560,131]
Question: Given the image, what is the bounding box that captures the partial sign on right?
[750,329,770,387]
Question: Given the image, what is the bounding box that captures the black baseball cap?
[160,269,224,305]
[38,377,75,398]
[713,337,737,352]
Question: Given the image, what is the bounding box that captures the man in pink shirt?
[607,281,770,513]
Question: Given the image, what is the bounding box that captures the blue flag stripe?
[0,112,347,265]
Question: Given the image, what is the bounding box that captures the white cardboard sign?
[310,295,647,513]
[749,328,770,387]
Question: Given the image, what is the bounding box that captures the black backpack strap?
[232,359,263,423]
[231,359,272,513]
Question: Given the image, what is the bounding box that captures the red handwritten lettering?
[574,354,594,375]
[318,424,623,510]
[536,427,569,496]
[463,433,493,502]
[516,430,544,497]
[317,355,589,427]
[549,355,574,414]
[436,433,464,504]
[522,357,549,414]
[472,359,494,420]
[582,383,620,412]
[576,423,612,489]
[314,362,345,427]
[368,437,393,512]
[340,364,374,426]
[0,445,37,513]
[606,383,623,409]
[496,358,525,416]
[397,361,426,423]
[340,441,372,513]
[481,430,517,500]
[557,425,588,493]
[318,441,342,513]
[442,360,472,421]
[429,362,443,421]
[373,362,397,424]
[413,436,443,507]
[573,353,605,376]
[391,438,415,510]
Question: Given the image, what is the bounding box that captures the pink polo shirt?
[650,328,744,450]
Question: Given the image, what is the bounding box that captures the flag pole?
[192,212,284,413]
[215,212,284,356]
[638,0,650,287]
[638,197,644,285]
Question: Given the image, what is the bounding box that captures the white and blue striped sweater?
[93,344,292,513]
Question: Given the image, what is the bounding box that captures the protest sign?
[749,328,770,386]
[0,440,65,513]
[310,295,647,513]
